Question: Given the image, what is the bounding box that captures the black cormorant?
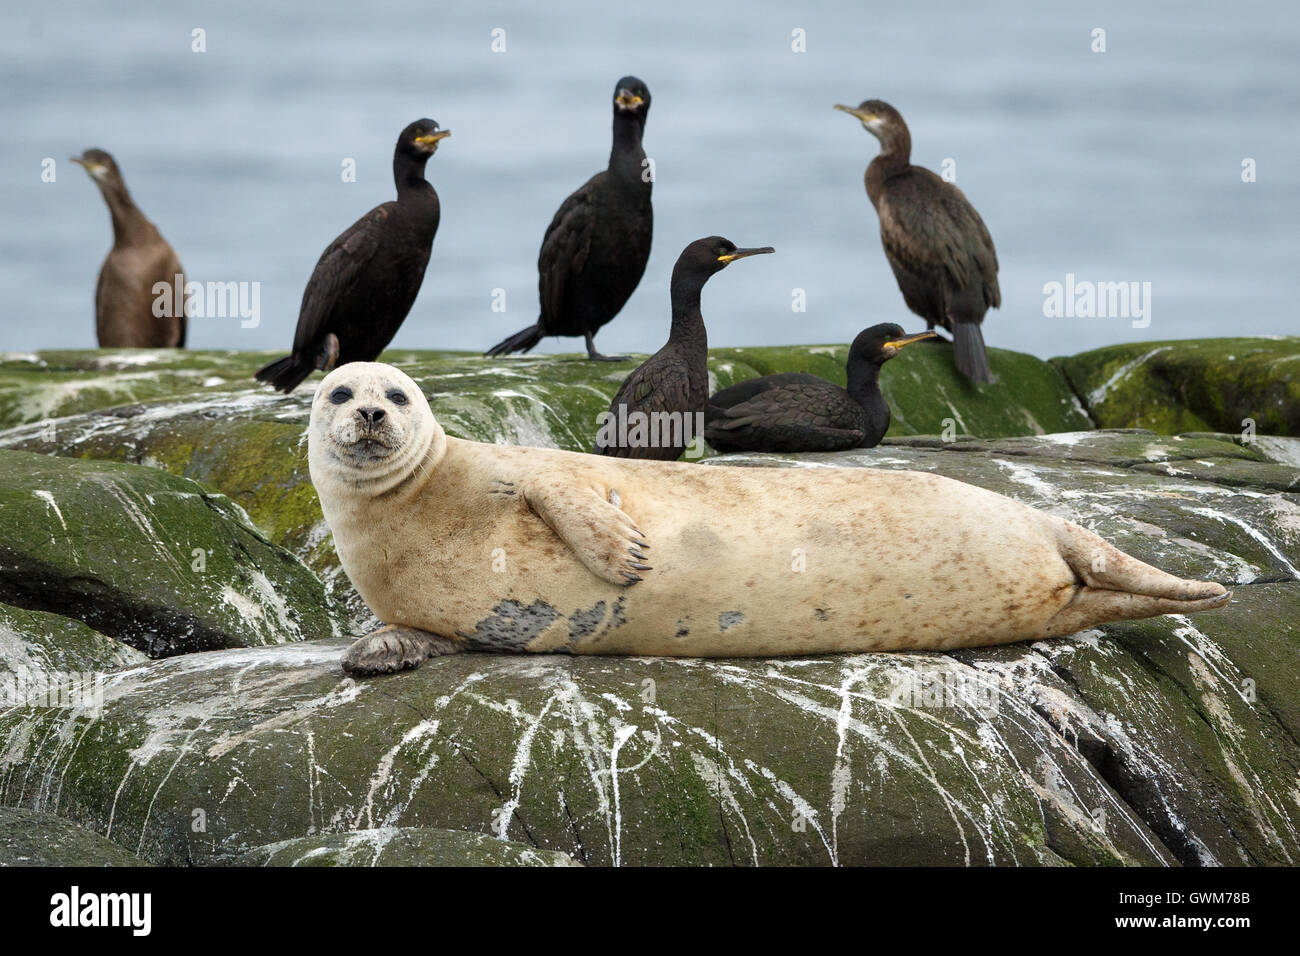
[486,77,653,361]
[255,119,449,393]
[704,323,935,453]
[593,236,773,460]
[71,149,187,347]
[835,100,1000,383]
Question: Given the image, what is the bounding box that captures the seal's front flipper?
[524,480,651,586]
[342,624,464,677]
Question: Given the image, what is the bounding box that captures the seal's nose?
[358,407,386,426]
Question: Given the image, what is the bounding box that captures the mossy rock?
[0,640,1174,867]
[0,807,149,866]
[1,602,146,703]
[0,449,347,656]
[0,431,1296,865]
[0,350,269,429]
[712,341,1093,438]
[1053,337,1300,436]
[242,827,580,867]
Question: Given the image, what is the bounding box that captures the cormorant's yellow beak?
[414,130,451,147]
[834,104,878,124]
[70,156,108,179]
[717,246,775,264]
[615,91,644,109]
[882,331,938,355]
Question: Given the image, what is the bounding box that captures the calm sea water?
[2,0,1297,358]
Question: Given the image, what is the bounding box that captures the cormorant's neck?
[865,126,911,205]
[609,111,647,181]
[668,271,707,342]
[393,151,433,198]
[846,358,887,412]
[97,178,152,246]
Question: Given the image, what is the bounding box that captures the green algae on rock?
[0,449,348,656]
[1053,337,1300,436]
[0,437,1295,867]
[1,602,147,707]
[242,827,581,867]
[711,341,1094,439]
[0,639,1175,866]
[0,350,271,429]
[0,807,149,867]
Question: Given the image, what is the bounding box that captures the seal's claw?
[342,624,464,677]
[523,474,654,587]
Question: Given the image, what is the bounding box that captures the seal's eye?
[329,387,353,405]
[387,390,409,406]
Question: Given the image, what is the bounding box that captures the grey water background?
[1,0,1297,358]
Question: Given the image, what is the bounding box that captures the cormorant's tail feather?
[485,324,544,357]
[1041,519,1231,636]
[254,355,314,394]
[952,322,993,384]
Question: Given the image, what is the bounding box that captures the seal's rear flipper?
[1043,587,1231,638]
[1042,518,1231,635]
[1056,518,1229,601]
[342,624,464,677]
[524,478,651,586]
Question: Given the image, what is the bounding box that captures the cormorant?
[255,119,449,393]
[486,77,653,361]
[704,323,935,453]
[834,100,1000,383]
[593,236,773,460]
[71,149,187,348]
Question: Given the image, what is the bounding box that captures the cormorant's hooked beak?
[69,156,108,180]
[717,246,775,264]
[833,104,880,127]
[615,89,645,110]
[881,331,938,357]
[414,129,451,150]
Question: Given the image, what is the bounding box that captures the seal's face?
[308,363,437,491]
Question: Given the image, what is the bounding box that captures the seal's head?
[308,362,443,495]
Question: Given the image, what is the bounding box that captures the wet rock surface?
[0,344,1295,866]
[241,827,580,867]
[0,449,348,656]
[1054,337,1300,436]
[0,807,148,867]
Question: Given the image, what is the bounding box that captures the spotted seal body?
[307,363,1231,676]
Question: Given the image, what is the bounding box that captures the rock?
[1,602,147,706]
[241,827,580,867]
[0,431,1296,866]
[0,346,1295,867]
[0,449,348,656]
[1053,337,1300,436]
[0,807,148,866]
[712,341,1093,437]
[0,350,270,429]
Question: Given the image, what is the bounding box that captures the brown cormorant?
[834,100,1000,383]
[255,119,449,393]
[486,77,653,361]
[71,149,187,348]
[704,323,935,453]
[593,237,773,460]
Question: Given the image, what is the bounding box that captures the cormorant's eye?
[387,390,408,406]
[329,387,353,405]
